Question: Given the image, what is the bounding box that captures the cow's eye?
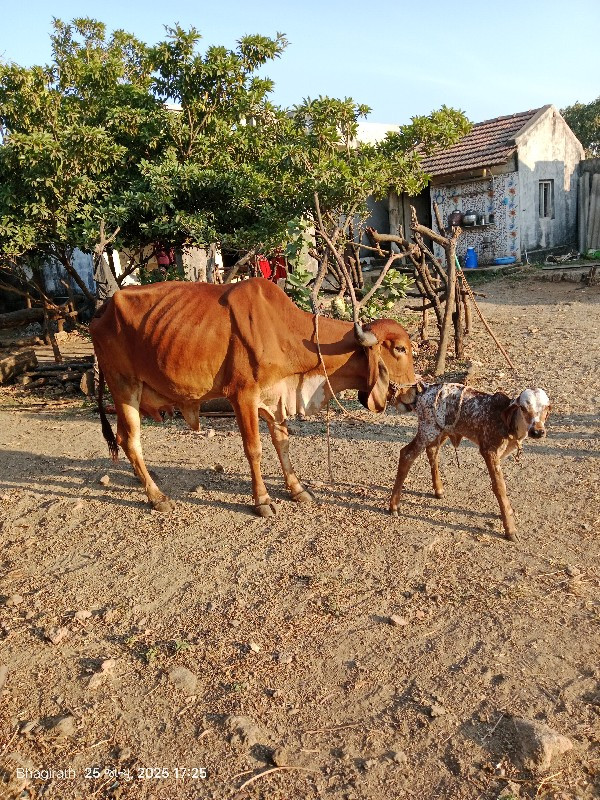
[394,345,406,355]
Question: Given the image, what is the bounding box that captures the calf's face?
[516,388,551,439]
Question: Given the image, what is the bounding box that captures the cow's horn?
[354,322,378,347]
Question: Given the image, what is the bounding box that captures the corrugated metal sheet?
[587,173,600,250]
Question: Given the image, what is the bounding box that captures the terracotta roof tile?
[422,108,544,177]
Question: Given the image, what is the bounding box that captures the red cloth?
[270,254,287,280]
[257,256,272,279]
[156,246,175,266]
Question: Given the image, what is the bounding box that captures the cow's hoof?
[255,502,276,518]
[505,530,518,543]
[292,489,314,504]
[434,490,444,499]
[389,508,399,517]
[152,497,175,512]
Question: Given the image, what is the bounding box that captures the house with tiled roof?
[387,105,584,265]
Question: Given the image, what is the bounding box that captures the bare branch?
[432,201,445,236]
[224,248,258,284]
[358,252,404,309]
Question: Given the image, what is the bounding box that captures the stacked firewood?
[13,358,94,393]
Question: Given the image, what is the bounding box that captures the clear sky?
[1,0,598,126]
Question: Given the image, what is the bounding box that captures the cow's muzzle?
[388,380,421,411]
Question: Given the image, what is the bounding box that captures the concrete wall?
[365,195,390,236]
[42,248,140,296]
[516,107,584,252]
[429,172,521,263]
[43,250,96,296]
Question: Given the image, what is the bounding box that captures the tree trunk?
[224,249,256,284]
[0,308,45,329]
[206,243,218,283]
[93,252,120,305]
[389,191,402,238]
[42,300,62,364]
[421,297,429,340]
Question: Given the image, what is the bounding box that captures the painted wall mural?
[430,172,521,265]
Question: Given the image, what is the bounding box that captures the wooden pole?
[434,240,456,375]
[43,301,62,364]
[463,289,472,335]
[453,281,464,358]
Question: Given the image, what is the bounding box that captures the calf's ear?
[501,402,519,436]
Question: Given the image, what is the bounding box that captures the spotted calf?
[389,384,551,541]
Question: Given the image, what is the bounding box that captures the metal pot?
[462,211,477,226]
[448,209,463,227]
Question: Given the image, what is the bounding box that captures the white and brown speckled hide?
[390,384,550,541]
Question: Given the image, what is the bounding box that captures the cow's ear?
[363,348,389,413]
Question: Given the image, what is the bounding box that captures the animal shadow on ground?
[1,447,512,539]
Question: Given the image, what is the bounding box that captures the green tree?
[118,25,291,262]
[561,97,600,156]
[0,17,470,311]
[0,18,160,303]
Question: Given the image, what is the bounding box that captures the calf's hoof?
[389,508,399,518]
[434,490,444,499]
[255,502,276,518]
[505,529,519,543]
[292,489,314,504]
[152,497,175,512]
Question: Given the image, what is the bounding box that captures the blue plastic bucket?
[465,247,478,269]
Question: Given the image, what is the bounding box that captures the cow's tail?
[97,368,119,462]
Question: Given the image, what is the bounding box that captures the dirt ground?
[0,271,599,800]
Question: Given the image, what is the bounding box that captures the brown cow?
[90,278,416,515]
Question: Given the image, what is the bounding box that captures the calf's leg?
[232,397,276,517]
[113,381,175,512]
[426,441,444,498]
[389,436,427,515]
[480,448,517,541]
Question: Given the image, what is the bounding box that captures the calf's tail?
[97,368,119,462]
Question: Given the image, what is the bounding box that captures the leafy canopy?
[561,96,600,156]
[0,17,471,280]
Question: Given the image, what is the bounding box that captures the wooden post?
[389,191,402,238]
[43,301,62,364]
[462,287,472,335]
[453,281,464,358]
[421,297,429,340]
[434,240,456,376]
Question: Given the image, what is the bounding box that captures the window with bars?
[539,180,554,218]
